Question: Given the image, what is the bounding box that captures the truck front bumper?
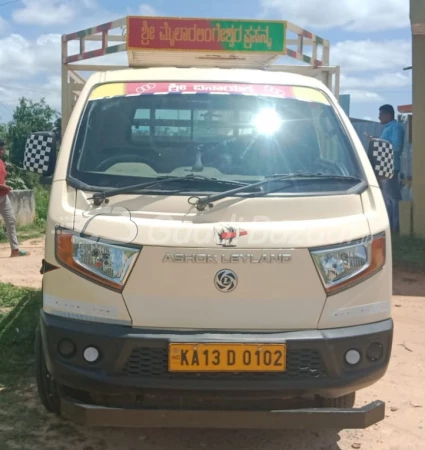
[40,311,393,401]
[60,397,386,429]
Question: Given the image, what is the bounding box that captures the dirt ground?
[1,238,425,450]
[0,238,45,288]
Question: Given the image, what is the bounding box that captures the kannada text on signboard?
[128,18,286,53]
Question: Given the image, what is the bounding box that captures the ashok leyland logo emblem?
[215,225,247,247]
[214,269,238,293]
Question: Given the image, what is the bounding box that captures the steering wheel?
[94,153,159,172]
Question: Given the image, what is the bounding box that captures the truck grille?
[123,348,327,380]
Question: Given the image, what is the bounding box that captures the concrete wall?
[0,190,35,227]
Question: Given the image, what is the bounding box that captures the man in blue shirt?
[375,105,405,232]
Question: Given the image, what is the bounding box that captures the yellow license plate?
[168,343,286,372]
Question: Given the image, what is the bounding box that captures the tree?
[6,97,59,166]
[53,116,62,144]
[0,123,7,140]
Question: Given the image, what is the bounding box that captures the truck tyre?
[315,392,356,408]
[35,327,61,415]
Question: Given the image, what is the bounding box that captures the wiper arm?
[90,174,249,206]
[189,172,364,211]
[266,173,363,182]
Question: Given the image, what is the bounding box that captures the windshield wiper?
[266,173,363,182]
[90,174,250,206]
[189,172,364,211]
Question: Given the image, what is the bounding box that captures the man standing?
[367,105,405,232]
[0,139,29,257]
[379,105,405,232]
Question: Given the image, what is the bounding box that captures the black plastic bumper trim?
[60,397,386,430]
[40,311,393,398]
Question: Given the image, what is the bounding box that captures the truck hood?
[73,190,370,249]
[66,190,373,331]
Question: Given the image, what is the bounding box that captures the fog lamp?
[345,349,361,366]
[83,346,100,363]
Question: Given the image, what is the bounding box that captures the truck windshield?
[69,81,364,194]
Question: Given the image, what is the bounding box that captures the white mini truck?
[24,16,394,429]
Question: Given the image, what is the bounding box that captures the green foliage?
[3,161,27,190]
[0,185,49,243]
[0,123,7,140]
[0,97,61,191]
[34,185,50,227]
[1,160,41,190]
[6,97,59,167]
[0,283,42,385]
[0,96,54,239]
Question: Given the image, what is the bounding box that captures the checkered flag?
[23,132,57,175]
[367,139,394,180]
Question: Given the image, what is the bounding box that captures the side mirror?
[367,138,394,180]
[23,131,57,176]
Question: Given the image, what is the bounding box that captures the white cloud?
[0,76,61,112]
[0,34,62,81]
[11,0,100,27]
[0,30,63,117]
[0,16,8,36]
[12,0,78,26]
[0,30,128,118]
[0,2,148,119]
[0,30,126,84]
[344,91,384,103]
[332,40,412,73]
[0,3,412,122]
[42,75,62,110]
[139,4,160,16]
[260,0,409,32]
[337,72,410,108]
[341,73,411,90]
[332,39,412,108]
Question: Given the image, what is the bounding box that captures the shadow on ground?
[0,284,343,450]
[392,268,425,297]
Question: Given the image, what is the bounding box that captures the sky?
[0,0,412,123]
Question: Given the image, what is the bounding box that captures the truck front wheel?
[315,392,356,408]
[35,327,61,415]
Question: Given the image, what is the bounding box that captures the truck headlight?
[310,233,385,295]
[55,228,140,291]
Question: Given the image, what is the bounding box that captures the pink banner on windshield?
[89,82,330,104]
[125,82,295,97]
